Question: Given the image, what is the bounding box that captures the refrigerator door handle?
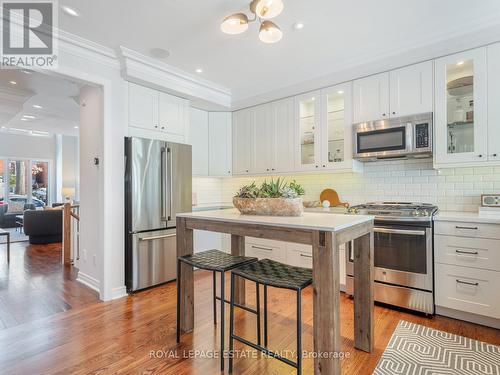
[167,147,173,221]
[160,147,168,222]
[139,233,176,241]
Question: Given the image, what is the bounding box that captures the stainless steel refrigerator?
[125,137,192,292]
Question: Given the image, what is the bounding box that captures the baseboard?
[436,306,500,329]
[111,285,128,300]
[76,271,101,295]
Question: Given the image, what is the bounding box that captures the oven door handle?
[374,227,426,236]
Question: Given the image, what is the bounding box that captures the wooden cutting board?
[319,189,349,208]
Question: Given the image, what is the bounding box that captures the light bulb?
[221,13,249,35]
[255,0,284,19]
[259,21,282,43]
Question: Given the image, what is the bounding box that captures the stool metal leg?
[220,271,225,371]
[176,259,182,343]
[228,273,236,374]
[256,282,261,346]
[264,284,268,347]
[296,290,302,375]
[213,271,217,325]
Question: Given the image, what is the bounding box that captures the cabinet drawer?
[435,263,500,319]
[245,242,286,263]
[287,244,313,269]
[435,235,500,271]
[434,221,500,240]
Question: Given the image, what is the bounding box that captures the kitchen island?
[176,208,374,375]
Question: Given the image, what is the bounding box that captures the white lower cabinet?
[245,238,346,286]
[434,220,500,324]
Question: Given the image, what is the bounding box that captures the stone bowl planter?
[233,197,303,217]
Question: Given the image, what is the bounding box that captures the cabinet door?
[232,109,254,175]
[295,91,321,171]
[158,92,188,135]
[320,82,353,170]
[390,61,433,117]
[189,108,209,176]
[208,112,232,176]
[128,83,158,130]
[488,43,500,162]
[435,48,488,164]
[271,98,295,173]
[353,72,390,123]
[253,104,274,174]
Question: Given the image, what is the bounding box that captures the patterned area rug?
[374,320,500,375]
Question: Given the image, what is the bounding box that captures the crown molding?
[119,47,231,108]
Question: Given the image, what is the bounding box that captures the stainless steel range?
[345,202,438,314]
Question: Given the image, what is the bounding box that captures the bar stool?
[228,258,313,375]
[176,249,258,371]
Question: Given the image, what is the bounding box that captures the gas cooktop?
[347,202,438,222]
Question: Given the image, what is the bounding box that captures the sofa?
[24,209,63,244]
[0,203,36,228]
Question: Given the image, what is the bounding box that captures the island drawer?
[434,221,500,240]
[245,240,286,263]
[434,235,500,272]
[435,263,500,319]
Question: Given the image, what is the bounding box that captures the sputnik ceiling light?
[220,0,284,43]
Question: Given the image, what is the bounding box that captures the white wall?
[0,132,55,159]
[61,135,80,200]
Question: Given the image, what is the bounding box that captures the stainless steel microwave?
[353,113,433,161]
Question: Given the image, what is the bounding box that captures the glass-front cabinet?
[320,83,353,170]
[295,91,321,171]
[435,48,488,165]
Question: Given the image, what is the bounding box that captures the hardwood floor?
[0,243,498,374]
[0,241,99,330]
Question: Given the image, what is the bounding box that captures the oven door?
[354,123,412,159]
[372,225,433,291]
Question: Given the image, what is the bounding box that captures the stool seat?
[179,249,257,271]
[232,259,313,290]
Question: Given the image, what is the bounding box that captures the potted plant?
[233,179,305,216]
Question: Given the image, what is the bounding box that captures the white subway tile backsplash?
[193,159,500,213]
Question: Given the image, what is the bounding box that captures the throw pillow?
[7,201,25,213]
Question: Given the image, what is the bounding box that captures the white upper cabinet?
[252,104,274,173]
[389,61,433,117]
[488,43,500,162]
[129,83,158,130]
[353,62,433,123]
[128,82,189,142]
[295,91,322,171]
[353,72,390,123]
[158,92,188,135]
[208,112,232,176]
[271,98,295,173]
[434,48,488,165]
[232,109,254,175]
[320,82,358,171]
[189,108,209,176]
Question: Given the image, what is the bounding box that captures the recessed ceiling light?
[293,22,305,30]
[21,118,28,121]
[457,61,465,66]
[74,126,79,129]
[195,68,203,74]
[22,69,33,74]
[150,48,170,59]
[1,126,6,129]
[33,104,43,109]
[9,80,17,85]
[61,5,79,17]
[337,90,344,94]
[23,115,36,119]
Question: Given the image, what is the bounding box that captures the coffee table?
[0,228,10,262]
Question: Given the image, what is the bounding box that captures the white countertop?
[178,208,374,232]
[435,211,500,224]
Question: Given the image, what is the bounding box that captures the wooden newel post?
[62,203,71,265]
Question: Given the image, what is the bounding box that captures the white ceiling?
[0,70,80,137]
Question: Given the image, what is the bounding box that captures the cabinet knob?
[322,165,326,167]
[492,154,498,157]
[392,112,396,115]
[382,113,386,117]
[246,170,249,172]
[228,171,231,174]
[161,126,165,130]
[266,168,269,171]
[315,165,319,168]
[478,154,483,158]
[154,125,158,128]
[271,168,275,171]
